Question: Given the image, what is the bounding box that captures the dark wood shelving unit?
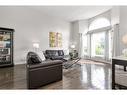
[0,27,14,67]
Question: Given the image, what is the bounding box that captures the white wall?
[70,20,88,57]
[111,6,120,26]
[70,21,79,50]
[111,6,127,55]
[79,20,88,34]
[78,20,88,57]
[119,6,127,54]
[0,7,70,65]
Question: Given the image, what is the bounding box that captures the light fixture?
[70,44,75,49]
[33,43,39,49]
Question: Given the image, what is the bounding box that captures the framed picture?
[49,32,62,47]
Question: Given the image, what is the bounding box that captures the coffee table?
[63,58,81,69]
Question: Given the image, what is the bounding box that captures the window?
[91,32,105,57]
[89,18,110,31]
[87,17,111,61]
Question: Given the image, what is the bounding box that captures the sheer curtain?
[78,33,84,58]
[112,24,120,57]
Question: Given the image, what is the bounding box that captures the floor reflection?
[43,62,111,89]
[81,64,111,89]
[0,61,111,89]
[0,65,26,89]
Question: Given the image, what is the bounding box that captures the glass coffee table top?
[63,58,81,69]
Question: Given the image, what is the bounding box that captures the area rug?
[78,59,106,65]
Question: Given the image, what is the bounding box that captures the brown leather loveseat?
[26,52,63,89]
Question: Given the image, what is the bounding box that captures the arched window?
[87,17,112,61]
[89,18,110,31]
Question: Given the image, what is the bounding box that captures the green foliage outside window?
[95,41,104,55]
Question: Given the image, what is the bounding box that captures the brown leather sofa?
[26,52,63,89]
[45,50,64,60]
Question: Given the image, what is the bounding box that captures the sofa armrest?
[28,60,62,69]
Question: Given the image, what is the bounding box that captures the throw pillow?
[30,55,42,64]
[36,51,46,61]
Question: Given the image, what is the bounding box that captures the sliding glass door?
[90,30,112,61]
[91,32,105,59]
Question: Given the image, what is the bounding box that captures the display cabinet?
[0,27,14,67]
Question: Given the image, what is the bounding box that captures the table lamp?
[33,43,39,52]
[70,44,75,49]
[69,44,76,59]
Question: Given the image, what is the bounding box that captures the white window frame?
[87,26,112,62]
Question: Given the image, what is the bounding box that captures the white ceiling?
[31,6,112,22]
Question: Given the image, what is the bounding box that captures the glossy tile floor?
[0,60,112,89]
